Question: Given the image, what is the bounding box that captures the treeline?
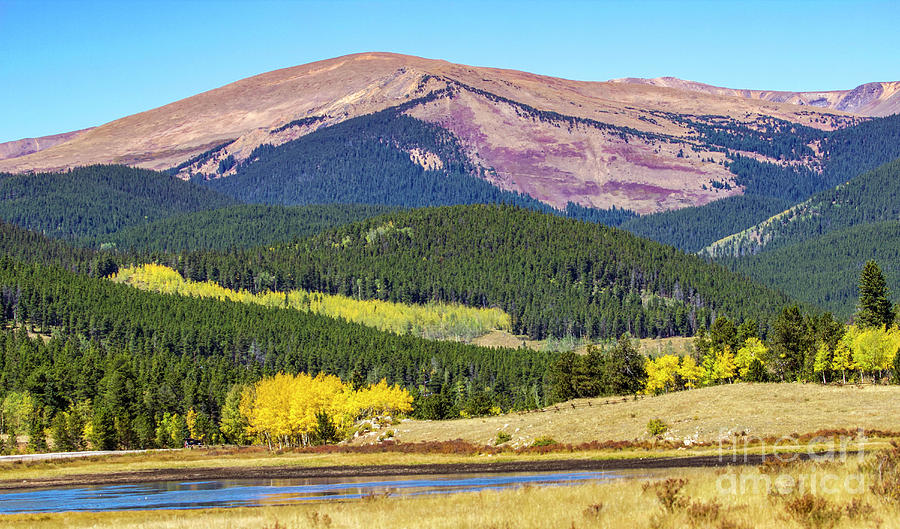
[87,204,397,252]
[160,205,792,340]
[0,165,236,240]
[552,261,900,399]
[199,106,636,228]
[699,113,900,202]
[204,108,558,212]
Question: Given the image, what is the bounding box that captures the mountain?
[611,77,900,117]
[0,128,93,161]
[0,52,880,215]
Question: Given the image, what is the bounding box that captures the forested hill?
[0,165,237,240]
[86,204,397,252]
[200,105,634,226]
[620,114,900,252]
[703,157,900,258]
[163,205,793,340]
[619,196,792,253]
[720,221,900,318]
[202,107,557,210]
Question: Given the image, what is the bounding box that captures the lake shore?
[0,452,805,492]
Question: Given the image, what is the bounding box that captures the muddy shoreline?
[0,453,808,492]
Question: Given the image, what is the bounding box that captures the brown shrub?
[844,498,874,520]
[686,500,721,522]
[783,493,843,529]
[582,502,603,518]
[642,478,688,512]
[867,441,900,503]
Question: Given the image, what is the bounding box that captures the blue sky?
[1,0,897,142]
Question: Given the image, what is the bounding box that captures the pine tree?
[857,260,894,328]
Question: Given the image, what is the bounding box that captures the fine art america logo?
[715,428,871,496]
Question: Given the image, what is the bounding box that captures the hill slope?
[167,205,793,340]
[88,204,396,252]
[703,157,900,258]
[0,165,237,240]
[720,221,900,318]
[361,383,900,445]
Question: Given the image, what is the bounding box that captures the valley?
[2,32,900,529]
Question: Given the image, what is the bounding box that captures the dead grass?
[472,330,692,356]
[359,383,900,447]
[638,336,694,356]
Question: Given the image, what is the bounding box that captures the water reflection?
[0,471,625,514]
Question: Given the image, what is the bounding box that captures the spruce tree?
[857,260,894,328]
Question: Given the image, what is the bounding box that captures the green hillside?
[704,157,900,258]
[165,205,793,340]
[721,221,900,318]
[0,165,237,240]
[620,195,791,253]
[87,204,396,252]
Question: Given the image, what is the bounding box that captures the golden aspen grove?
[643,325,900,395]
[111,264,510,341]
[238,373,412,449]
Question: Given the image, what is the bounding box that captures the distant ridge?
[610,77,900,117]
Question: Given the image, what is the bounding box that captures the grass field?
[359,383,900,447]
[5,449,900,528]
[472,330,693,355]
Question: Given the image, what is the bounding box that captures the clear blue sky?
[1,0,897,142]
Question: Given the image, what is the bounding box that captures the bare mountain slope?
[0,128,93,161]
[612,77,900,117]
[0,53,884,213]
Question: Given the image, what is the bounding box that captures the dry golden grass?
[361,383,900,447]
[6,455,900,529]
[638,336,694,356]
[472,330,691,356]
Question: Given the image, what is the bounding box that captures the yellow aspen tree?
[735,337,768,380]
[678,355,703,389]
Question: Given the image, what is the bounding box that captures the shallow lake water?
[0,470,630,514]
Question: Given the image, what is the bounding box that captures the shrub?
[686,500,721,522]
[844,498,874,521]
[495,431,512,445]
[783,493,842,529]
[582,502,603,518]
[646,418,669,437]
[866,441,900,503]
[531,436,557,447]
[642,478,688,512]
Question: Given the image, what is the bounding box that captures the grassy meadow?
[359,383,900,447]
